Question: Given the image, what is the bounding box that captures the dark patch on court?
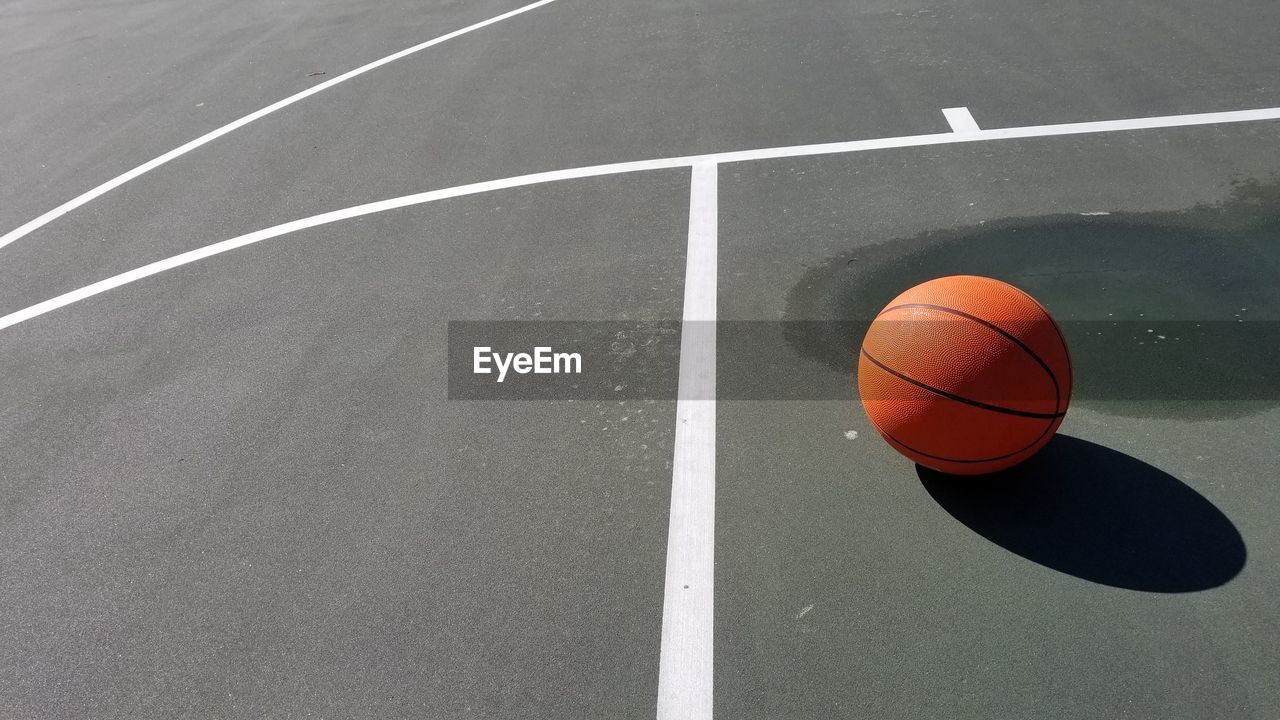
[782,175,1280,419]
[919,435,1246,592]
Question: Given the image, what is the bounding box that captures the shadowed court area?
[919,435,1247,593]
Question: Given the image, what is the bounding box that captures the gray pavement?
[4,0,1280,313]
[1,175,688,717]
[2,0,1279,717]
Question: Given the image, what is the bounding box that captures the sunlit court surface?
[2,0,1279,717]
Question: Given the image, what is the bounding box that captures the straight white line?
[942,106,981,133]
[657,161,717,720]
[3,105,1280,332]
[710,106,1280,164]
[0,0,563,254]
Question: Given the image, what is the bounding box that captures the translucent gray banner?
[447,320,1279,403]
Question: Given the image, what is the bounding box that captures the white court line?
[942,106,981,133]
[0,0,563,254]
[3,105,1280,333]
[657,162,717,720]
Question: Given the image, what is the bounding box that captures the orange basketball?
[857,275,1072,475]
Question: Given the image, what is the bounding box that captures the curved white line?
[2,105,1279,333]
[0,0,563,254]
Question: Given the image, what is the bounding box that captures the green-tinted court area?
[716,127,1280,718]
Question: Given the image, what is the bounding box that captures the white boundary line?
[2,105,1280,332]
[657,162,717,720]
[942,106,981,133]
[0,0,563,254]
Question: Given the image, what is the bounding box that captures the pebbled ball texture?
[857,275,1072,475]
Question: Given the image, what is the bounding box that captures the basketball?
[857,275,1072,475]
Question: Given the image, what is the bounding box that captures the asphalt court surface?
[716,129,1280,718]
[2,173,696,717]
[4,0,1280,310]
[3,0,1280,717]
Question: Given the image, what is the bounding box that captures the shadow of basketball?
[918,435,1246,592]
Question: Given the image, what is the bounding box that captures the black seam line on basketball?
[1002,281,1075,400]
[1045,312,1074,393]
[880,422,1049,461]
[880,419,1056,464]
[878,302,1061,414]
[861,349,1066,420]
